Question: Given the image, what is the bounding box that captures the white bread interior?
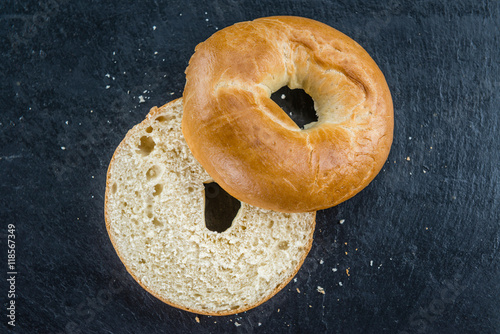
[105,98,316,315]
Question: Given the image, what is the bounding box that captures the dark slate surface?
[1,1,499,333]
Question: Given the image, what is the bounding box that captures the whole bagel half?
[182,16,394,213]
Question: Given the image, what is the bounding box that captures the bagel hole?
[204,182,241,233]
[271,86,318,129]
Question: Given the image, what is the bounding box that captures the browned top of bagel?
[182,16,394,213]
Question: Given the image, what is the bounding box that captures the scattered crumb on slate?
[235,322,241,327]
[195,316,200,323]
[406,156,411,161]
[317,286,325,294]
[332,268,338,272]
[339,219,345,224]
[370,260,373,266]
[320,259,324,264]
[346,268,350,276]
[339,282,343,286]
[297,288,301,293]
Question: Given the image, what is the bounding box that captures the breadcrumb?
[317,286,325,294]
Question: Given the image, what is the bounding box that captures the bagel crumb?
[297,288,300,293]
[235,322,241,327]
[319,259,324,264]
[339,282,343,286]
[195,316,200,323]
[339,219,345,224]
[317,286,325,294]
[332,268,337,272]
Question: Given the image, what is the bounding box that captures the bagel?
[182,16,393,213]
[105,99,316,315]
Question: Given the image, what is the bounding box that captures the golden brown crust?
[182,16,394,213]
[105,99,316,316]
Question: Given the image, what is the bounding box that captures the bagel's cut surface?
[182,16,394,213]
[105,99,316,316]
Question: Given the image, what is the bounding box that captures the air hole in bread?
[137,136,155,156]
[268,220,274,228]
[145,126,153,133]
[111,183,117,194]
[153,184,163,196]
[155,115,171,122]
[278,241,289,250]
[146,204,153,218]
[139,258,146,264]
[231,305,240,310]
[204,182,241,233]
[152,218,163,227]
[146,165,161,180]
[271,86,317,129]
[187,186,194,193]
